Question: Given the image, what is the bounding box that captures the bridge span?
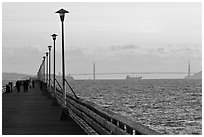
[69,71,194,76]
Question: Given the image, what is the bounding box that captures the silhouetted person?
[8,82,13,92]
[32,80,35,88]
[23,80,29,92]
[29,82,32,88]
[40,81,43,90]
[6,84,10,93]
[16,81,21,92]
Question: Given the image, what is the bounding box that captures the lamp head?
[48,45,52,50]
[46,52,48,56]
[56,8,69,22]
[51,34,57,40]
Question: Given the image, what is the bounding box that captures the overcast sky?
[2,2,202,79]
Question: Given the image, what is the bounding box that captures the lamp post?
[56,8,70,120]
[41,59,44,81]
[51,34,57,93]
[41,56,46,95]
[48,46,52,92]
[51,34,59,106]
[43,56,46,82]
[46,52,49,86]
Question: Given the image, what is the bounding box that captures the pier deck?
[2,84,86,135]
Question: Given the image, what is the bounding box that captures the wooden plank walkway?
[2,84,86,135]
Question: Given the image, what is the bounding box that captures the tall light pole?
[51,34,57,93]
[48,46,52,92]
[43,56,46,82]
[41,59,44,81]
[56,8,70,120]
[51,34,59,106]
[46,52,49,85]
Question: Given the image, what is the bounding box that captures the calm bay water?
[65,79,202,135]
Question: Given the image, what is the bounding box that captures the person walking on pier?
[32,80,35,88]
[23,80,29,92]
[16,81,21,92]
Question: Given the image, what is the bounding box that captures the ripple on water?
[67,79,202,135]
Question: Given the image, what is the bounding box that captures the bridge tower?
[93,62,95,80]
[188,61,190,76]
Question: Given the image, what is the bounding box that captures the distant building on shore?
[125,75,142,80]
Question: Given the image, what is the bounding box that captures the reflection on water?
[64,79,202,135]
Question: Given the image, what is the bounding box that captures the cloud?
[156,48,166,54]
[65,48,85,60]
[110,44,140,51]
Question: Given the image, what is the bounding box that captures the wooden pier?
[2,84,86,135]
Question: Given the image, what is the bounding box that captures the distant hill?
[184,71,202,79]
[2,72,32,81]
[2,72,37,85]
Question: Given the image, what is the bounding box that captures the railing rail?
[65,92,161,135]
[45,80,161,135]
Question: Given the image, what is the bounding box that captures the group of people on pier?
[15,79,35,93]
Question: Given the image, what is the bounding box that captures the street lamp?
[56,8,70,120]
[51,34,59,106]
[48,46,52,92]
[45,52,49,86]
[51,34,57,93]
[43,56,46,82]
[41,58,44,81]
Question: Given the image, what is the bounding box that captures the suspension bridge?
[69,71,193,76]
[68,61,195,79]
